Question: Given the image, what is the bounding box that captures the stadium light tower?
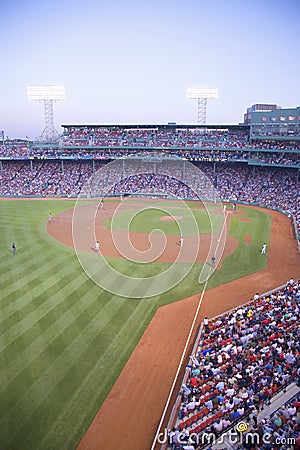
[27,85,65,142]
[187,88,219,125]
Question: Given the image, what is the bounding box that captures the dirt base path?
[51,205,299,450]
[47,201,239,264]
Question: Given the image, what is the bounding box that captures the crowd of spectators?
[60,128,300,153]
[242,392,300,450]
[0,160,299,237]
[255,152,300,166]
[0,143,29,158]
[201,164,300,237]
[0,130,299,170]
[61,127,250,148]
[250,141,300,152]
[109,173,196,199]
[0,144,299,168]
[167,279,300,449]
[0,161,103,196]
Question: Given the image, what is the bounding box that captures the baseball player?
[261,243,267,254]
[98,198,104,210]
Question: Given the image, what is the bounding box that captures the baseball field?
[0,197,299,450]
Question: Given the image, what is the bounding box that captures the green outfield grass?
[0,199,271,449]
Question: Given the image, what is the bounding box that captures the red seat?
[178,421,185,431]
[191,414,198,424]
[200,422,207,430]
[205,417,213,427]
[216,410,223,419]
[197,410,203,420]
[185,418,192,428]
[198,397,205,406]
[202,407,209,416]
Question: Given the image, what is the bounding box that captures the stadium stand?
[163,279,300,449]
[0,123,299,449]
[0,124,299,240]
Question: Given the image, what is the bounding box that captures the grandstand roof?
[61,123,250,131]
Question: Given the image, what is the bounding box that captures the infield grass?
[0,199,271,449]
[103,204,224,235]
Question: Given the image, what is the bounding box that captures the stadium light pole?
[27,85,65,142]
[187,88,219,125]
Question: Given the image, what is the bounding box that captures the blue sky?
[1,0,300,139]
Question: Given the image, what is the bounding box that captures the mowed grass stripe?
[0,246,79,305]
[0,236,72,271]
[86,258,168,298]
[0,281,106,382]
[0,247,76,302]
[0,293,124,417]
[0,268,95,353]
[0,290,124,417]
[0,255,80,326]
[0,296,149,449]
[38,300,156,450]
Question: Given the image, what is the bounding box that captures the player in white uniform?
[261,243,267,254]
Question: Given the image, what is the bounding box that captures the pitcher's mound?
[160,215,182,221]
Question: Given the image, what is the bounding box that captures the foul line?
[150,277,209,450]
[150,210,228,450]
